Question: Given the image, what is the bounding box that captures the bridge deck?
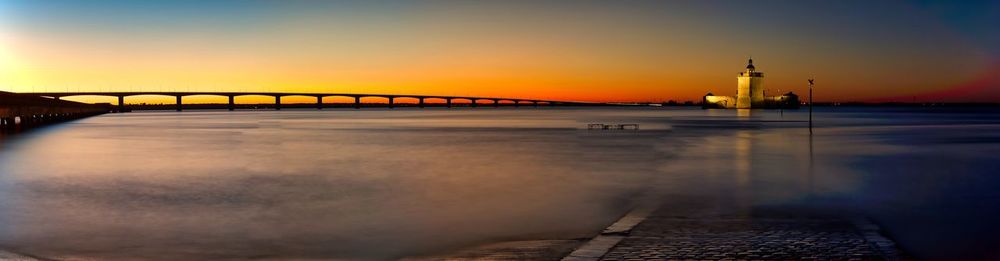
[22,91,587,104]
[11,91,599,112]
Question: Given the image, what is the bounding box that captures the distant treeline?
[797,102,1000,107]
[653,100,1000,108]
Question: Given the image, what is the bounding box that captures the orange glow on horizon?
[1,1,996,103]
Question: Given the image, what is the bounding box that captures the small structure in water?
[587,123,639,130]
[703,58,800,109]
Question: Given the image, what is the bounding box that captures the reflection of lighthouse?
[736,58,764,109]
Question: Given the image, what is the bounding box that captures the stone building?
[703,58,799,109]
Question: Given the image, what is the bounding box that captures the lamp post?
[808,79,814,134]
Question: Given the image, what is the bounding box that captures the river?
[0,107,998,260]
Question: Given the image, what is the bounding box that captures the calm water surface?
[0,107,998,260]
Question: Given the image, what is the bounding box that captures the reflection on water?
[734,130,752,187]
[736,109,752,118]
[0,107,998,260]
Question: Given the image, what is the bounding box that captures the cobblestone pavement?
[602,218,884,260]
[596,197,906,261]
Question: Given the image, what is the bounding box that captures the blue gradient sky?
[1,0,997,102]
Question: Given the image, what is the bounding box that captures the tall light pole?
[808,79,814,134]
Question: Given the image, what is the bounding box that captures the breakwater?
[0,91,112,132]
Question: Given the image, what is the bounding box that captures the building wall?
[704,94,796,109]
[737,71,763,108]
[761,94,800,109]
[737,76,751,109]
[703,95,736,109]
[750,75,764,107]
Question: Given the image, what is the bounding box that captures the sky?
[0,0,997,104]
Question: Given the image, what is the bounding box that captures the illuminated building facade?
[703,58,799,109]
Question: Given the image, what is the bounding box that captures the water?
[0,107,998,260]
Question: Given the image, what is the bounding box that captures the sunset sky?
[1,0,997,103]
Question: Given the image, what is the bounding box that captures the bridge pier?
[275,96,281,110]
[418,98,425,108]
[470,100,477,108]
[316,96,323,110]
[388,97,394,109]
[228,96,235,111]
[514,100,520,107]
[176,96,182,111]
[446,98,452,108]
[533,101,538,107]
[354,97,361,109]
[493,99,499,107]
[117,96,125,113]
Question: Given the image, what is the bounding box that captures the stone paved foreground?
[597,200,906,260]
[602,218,882,260]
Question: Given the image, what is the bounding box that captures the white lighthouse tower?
[736,58,764,109]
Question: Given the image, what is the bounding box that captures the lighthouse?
[702,58,797,109]
[736,58,764,109]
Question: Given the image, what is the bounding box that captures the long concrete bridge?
[1,91,112,131]
[23,92,592,111]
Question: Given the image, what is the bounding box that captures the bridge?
[1,91,112,131]
[22,92,592,112]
